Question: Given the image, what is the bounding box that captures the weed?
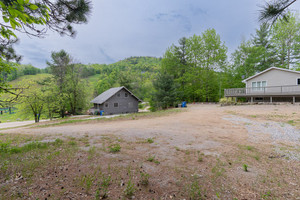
[124,179,136,198]
[88,146,96,160]
[140,172,150,186]
[246,146,254,151]
[253,154,260,161]
[197,152,204,162]
[189,179,202,200]
[175,146,180,151]
[146,138,154,144]
[54,138,63,146]
[95,174,111,199]
[68,141,77,146]
[243,164,248,172]
[79,174,94,194]
[109,143,121,153]
[146,155,160,164]
[261,191,272,199]
[147,155,155,162]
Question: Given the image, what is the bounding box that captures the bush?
[219,97,236,105]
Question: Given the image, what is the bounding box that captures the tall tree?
[65,64,87,115]
[252,23,277,71]
[151,72,178,110]
[271,13,300,69]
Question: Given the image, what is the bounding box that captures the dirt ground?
[1,104,300,199]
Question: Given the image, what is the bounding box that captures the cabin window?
[105,103,109,108]
[297,78,300,85]
[117,93,120,97]
[114,103,119,108]
[125,92,128,97]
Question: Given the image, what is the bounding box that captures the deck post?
[251,97,253,103]
[270,96,272,103]
[293,96,295,104]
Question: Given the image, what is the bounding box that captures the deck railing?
[224,85,300,97]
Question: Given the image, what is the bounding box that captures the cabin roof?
[90,86,142,104]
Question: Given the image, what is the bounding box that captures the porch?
[224,85,300,103]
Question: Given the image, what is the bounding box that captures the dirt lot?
[1,104,300,199]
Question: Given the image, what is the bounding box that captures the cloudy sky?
[15,0,300,68]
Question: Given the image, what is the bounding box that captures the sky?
[15,0,300,68]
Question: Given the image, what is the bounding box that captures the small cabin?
[90,86,142,115]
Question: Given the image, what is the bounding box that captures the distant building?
[90,86,142,115]
[225,67,300,103]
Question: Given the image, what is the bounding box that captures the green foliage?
[243,164,248,172]
[270,13,300,69]
[162,29,228,102]
[108,143,121,153]
[0,0,91,109]
[219,97,236,105]
[146,138,154,143]
[124,178,136,198]
[151,72,179,110]
[140,172,150,186]
[189,179,203,200]
[146,155,160,164]
[47,50,89,117]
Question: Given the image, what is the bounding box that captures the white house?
[224,67,300,103]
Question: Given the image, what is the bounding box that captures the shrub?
[219,97,236,105]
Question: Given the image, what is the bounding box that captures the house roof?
[242,67,300,83]
[90,86,142,104]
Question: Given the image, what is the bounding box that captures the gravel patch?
[223,115,300,161]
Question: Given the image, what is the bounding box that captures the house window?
[105,103,109,108]
[125,92,128,97]
[297,78,300,85]
[114,103,119,108]
[117,93,120,97]
[252,81,266,91]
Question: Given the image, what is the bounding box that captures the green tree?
[270,13,300,69]
[162,29,227,102]
[151,72,178,110]
[20,82,45,123]
[65,64,87,114]
[252,23,277,71]
[0,0,91,102]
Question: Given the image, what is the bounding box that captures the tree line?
[150,13,300,110]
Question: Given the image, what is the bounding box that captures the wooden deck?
[224,85,300,97]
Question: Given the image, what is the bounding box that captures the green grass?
[35,108,185,128]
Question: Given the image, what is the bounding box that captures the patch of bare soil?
[1,104,300,199]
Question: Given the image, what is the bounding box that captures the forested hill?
[1,56,161,101]
[85,56,161,101]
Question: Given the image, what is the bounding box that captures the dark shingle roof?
[90,86,142,104]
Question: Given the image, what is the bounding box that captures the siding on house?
[90,86,141,115]
[102,89,139,114]
[245,68,300,88]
